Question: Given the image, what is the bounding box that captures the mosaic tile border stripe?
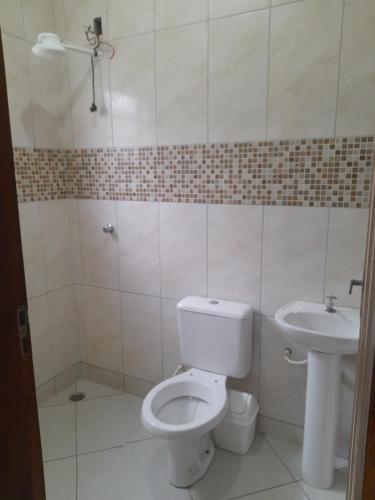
[14,136,375,208]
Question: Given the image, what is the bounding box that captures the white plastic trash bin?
[213,389,259,455]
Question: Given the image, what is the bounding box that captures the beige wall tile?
[28,52,68,149]
[155,0,207,30]
[68,53,112,148]
[40,200,73,292]
[268,0,343,139]
[48,285,79,374]
[336,0,375,136]
[107,0,153,39]
[161,298,180,379]
[82,286,123,372]
[124,375,155,397]
[208,204,263,310]
[78,200,119,289]
[68,200,82,284]
[122,292,162,383]
[18,202,47,298]
[159,203,207,299]
[117,201,160,296]
[325,208,368,308]
[87,364,124,391]
[63,0,106,45]
[209,10,268,142]
[0,0,24,37]
[2,35,34,147]
[259,315,307,426]
[156,23,208,145]
[111,34,156,147]
[209,0,269,18]
[29,294,54,386]
[261,206,329,315]
[22,0,55,42]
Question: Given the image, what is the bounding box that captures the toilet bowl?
[142,368,228,487]
[141,296,253,487]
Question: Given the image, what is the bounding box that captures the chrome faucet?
[325,295,337,313]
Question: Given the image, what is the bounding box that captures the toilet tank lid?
[177,296,252,319]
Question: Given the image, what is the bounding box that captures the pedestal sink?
[275,301,360,489]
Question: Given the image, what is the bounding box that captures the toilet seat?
[142,368,228,440]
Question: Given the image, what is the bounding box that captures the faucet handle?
[326,295,337,302]
[349,279,363,295]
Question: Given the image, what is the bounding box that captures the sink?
[275,300,361,490]
[275,301,360,355]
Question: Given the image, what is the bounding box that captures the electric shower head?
[32,33,66,59]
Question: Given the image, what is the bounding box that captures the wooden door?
[0,31,46,500]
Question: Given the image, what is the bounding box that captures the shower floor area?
[39,379,348,500]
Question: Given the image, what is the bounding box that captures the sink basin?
[275,301,360,355]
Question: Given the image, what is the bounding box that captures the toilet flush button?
[209,300,219,305]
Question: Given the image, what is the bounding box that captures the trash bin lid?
[228,390,251,415]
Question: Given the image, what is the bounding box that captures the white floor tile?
[77,393,151,454]
[240,483,308,499]
[44,457,76,500]
[41,384,75,407]
[189,434,294,500]
[39,403,76,461]
[76,379,123,400]
[298,469,348,500]
[77,440,191,500]
[266,435,303,480]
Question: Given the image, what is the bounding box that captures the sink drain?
[69,392,85,402]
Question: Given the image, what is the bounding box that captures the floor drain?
[69,392,85,402]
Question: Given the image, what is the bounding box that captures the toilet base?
[166,432,215,487]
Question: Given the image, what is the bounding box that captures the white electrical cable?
[172,363,185,376]
[283,347,308,366]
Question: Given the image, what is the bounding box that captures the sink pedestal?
[302,351,341,489]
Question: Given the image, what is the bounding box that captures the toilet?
[141,296,252,487]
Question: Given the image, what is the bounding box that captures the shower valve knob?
[102,223,115,234]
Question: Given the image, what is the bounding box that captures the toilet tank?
[177,296,252,378]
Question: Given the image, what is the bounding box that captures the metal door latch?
[17,305,30,359]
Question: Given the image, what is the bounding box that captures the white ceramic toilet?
[141,296,252,487]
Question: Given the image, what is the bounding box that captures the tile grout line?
[226,480,300,500]
[263,434,301,482]
[334,0,346,138]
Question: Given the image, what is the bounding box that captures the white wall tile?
[209,11,268,142]
[117,201,160,296]
[155,0,208,30]
[156,23,208,145]
[82,286,123,372]
[48,285,78,374]
[338,355,357,439]
[107,0,153,39]
[75,285,88,363]
[68,199,82,283]
[122,292,162,383]
[336,0,375,136]
[325,208,368,308]
[27,53,68,149]
[40,200,73,292]
[68,53,113,148]
[262,206,329,315]
[78,200,119,288]
[268,0,343,139]
[161,298,180,379]
[159,203,207,299]
[29,294,54,386]
[2,34,34,148]
[111,34,156,147]
[63,0,106,45]
[209,0,269,18]
[208,204,263,309]
[18,202,47,298]
[259,315,307,426]
[0,0,24,37]
[22,0,55,42]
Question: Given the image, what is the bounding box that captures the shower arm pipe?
[283,347,308,366]
[62,41,102,57]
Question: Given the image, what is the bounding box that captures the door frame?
[348,169,375,499]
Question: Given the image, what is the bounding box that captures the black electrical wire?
[90,54,97,112]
